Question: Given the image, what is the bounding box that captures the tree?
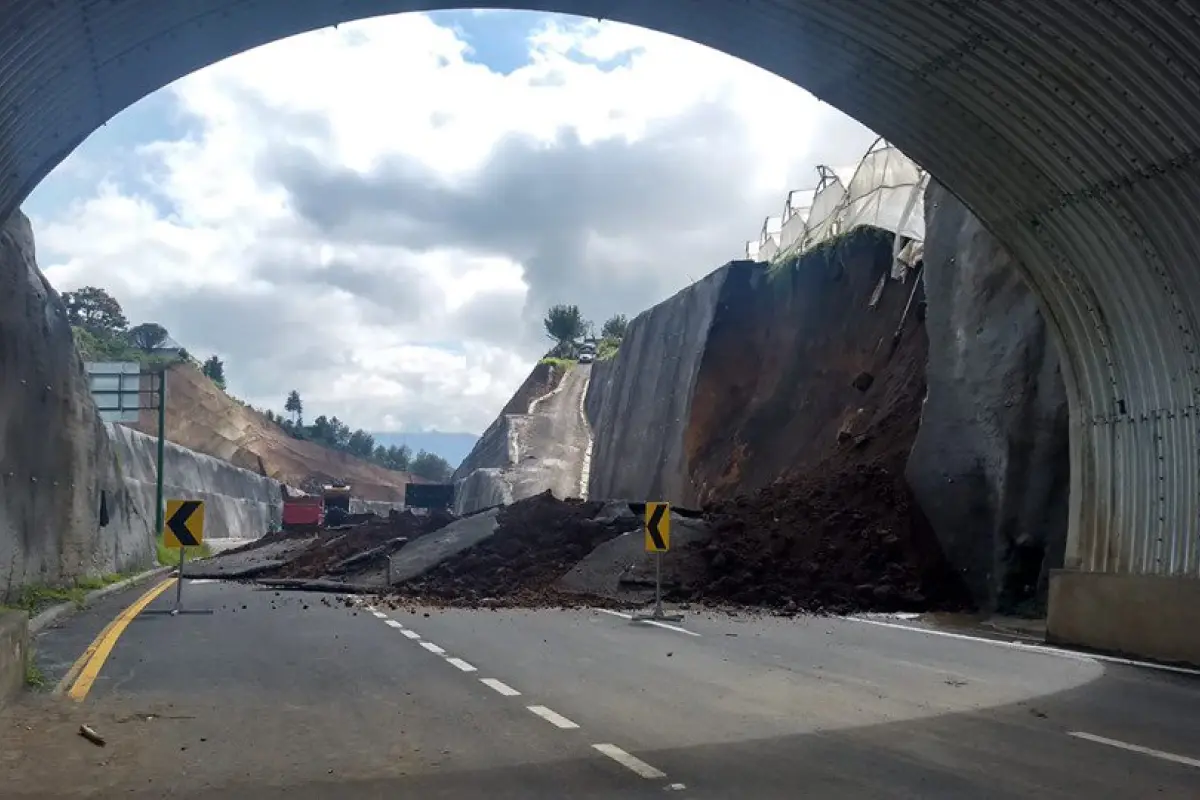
[128,322,169,352]
[384,444,412,472]
[201,355,226,389]
[61,286,128,334]
[327,416,351,448]
[410,450,453,482]
[285,390,303,425]
[346,429,375,458]
[309,414,332,444]
[601,314,629,340]
[543,304,585,349]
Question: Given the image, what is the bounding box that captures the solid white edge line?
[446,657,477,673]
[844,616,1200,677]
[595,607,700,636]
[1069,731,1200,769]
[384,619,404,629]
[592,743,667,779]
[480,678,521,696]
[596,608,632,619]
[643,620,701,637]
[420,642,446,655]
[401,629,421,639]
[527,705,580,729]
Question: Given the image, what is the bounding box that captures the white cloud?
[26,11,876,435]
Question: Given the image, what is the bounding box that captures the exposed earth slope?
[130,365,418,502]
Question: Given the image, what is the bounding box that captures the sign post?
[633,502,684,624]
[163,499,205,615]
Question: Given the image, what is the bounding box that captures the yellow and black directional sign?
[164,499,205,548]
[644,502,670,553]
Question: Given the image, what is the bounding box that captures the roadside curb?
[29,565,174,635]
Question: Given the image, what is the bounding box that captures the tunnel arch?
[4,0,1200,584]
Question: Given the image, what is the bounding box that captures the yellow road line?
[65,577,177,702]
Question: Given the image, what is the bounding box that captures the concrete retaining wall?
[0,610,27,708]
[0,211,155,601]
[585,264,733,505]
[107,424,285,541]
[1048,570,1200,665]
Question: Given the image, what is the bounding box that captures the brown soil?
[388,491,631,608]
[686,230,926,504]
[692,452,969,614]
[128,364,420,501]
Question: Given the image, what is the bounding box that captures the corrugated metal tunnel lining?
[2,0,1200,578]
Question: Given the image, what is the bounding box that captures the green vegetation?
[2,573,130,616]
[596,338,621,361]
[263,395,454,481]
[767,225,893,279]
[156,537,212,567]
[64,285,207,371]
[25,655,46,690]
[538,356,578,372]
[543,304,587,358]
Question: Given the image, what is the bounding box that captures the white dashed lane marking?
[592,744,667,779]
[527,705,580,730]
[480,678,521,696]
[369,607,677,785]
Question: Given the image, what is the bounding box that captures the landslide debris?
[387,491,635,608]
[690,456,969,615]
[203,509,453,581]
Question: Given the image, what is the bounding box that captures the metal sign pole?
[654,551,664,618]
[172,546,186,615]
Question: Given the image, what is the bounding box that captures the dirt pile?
[389,492,632,607]
[692,456,968,614]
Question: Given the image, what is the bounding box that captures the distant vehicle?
[579,351,595,364]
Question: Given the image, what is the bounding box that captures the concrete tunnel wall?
[3,1,1200,655]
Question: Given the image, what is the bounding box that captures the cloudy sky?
[26,10,875,435]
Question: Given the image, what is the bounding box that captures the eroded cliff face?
[686,234,927,504]
[0,212,154,600]
[906,183,1069,613]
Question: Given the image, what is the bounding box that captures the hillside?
[128,365,420,501]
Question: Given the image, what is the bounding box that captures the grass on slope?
[156,537,212,567]
[1,572,131,615]
[538,357,578,371]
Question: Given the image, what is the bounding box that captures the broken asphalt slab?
[387,508,501,585]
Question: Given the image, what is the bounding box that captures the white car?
[579,351,595,364]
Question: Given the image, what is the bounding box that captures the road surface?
[3,578,1198,798]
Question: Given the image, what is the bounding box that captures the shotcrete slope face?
[3,1,1200,578]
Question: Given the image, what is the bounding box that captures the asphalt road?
[4,579,1199,798]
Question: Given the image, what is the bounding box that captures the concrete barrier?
[107,424,284,541]
[0,610,29,708]
[1047,570,1200,665]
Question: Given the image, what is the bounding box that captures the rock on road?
[3,579,1199,798]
